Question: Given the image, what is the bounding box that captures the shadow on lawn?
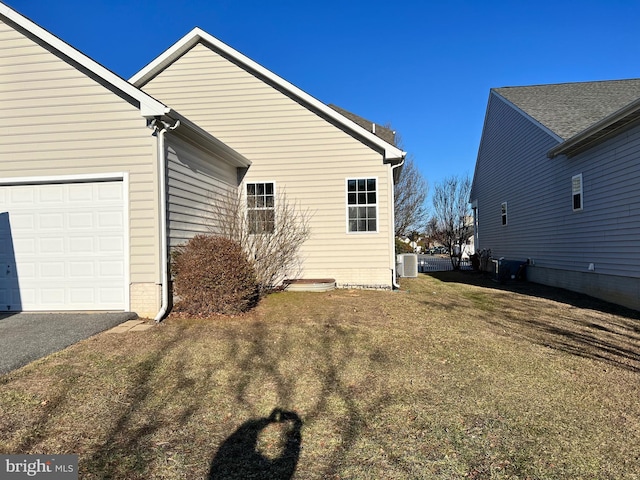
[428,270,640,321]
[208,408,302,480]
[426,270,640,373]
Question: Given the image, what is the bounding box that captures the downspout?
[151,117,180,323]
[390,156,406,289]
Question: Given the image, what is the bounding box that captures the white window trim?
[501,201,508,226]
[572,173,583,211]
[345,177,379,234]
[244,180,277,234]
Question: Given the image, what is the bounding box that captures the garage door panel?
[39,237,65,254]
[0,180,126,311]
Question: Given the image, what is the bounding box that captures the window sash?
[501,202,507,226]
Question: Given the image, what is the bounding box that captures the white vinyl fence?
[417,255,472,273]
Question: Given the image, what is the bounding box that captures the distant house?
[470,79,640,309]
[0,3,405,319]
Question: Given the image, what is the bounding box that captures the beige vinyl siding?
[0,19,159,284]
[165,133,238,247]
[141,43,394,286]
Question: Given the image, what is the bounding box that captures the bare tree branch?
[209,188,312,296]
[394,155,429,237]
[430,175,472,270]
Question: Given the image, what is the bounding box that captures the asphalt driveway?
[0,312,137,375]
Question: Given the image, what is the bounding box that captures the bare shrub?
[210,188,311,296]
[172,235,259,316]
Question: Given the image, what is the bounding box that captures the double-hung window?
[246,182,275,234]
[347,178,377,233]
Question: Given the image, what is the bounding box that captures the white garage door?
[0,180,126,311]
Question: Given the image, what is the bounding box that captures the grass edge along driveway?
[1,272,639,479]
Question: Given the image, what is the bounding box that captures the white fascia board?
[131,27,406,162]
[0,1,169,118]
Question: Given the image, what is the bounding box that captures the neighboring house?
[471,78,640,309]
[0,3,405,318]
[130,28,405,290]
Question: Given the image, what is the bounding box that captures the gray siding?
[472,91,640,279]
[166,133,238,247]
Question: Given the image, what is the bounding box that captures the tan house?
[131,28,406,289]
[0,3,405,319]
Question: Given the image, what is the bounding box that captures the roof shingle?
[495,79,640,140]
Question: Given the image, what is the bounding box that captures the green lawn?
[1,272,639,479]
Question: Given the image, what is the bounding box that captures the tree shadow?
[424,270,640,372]
[208,408,302,480]
[427,270,640,322]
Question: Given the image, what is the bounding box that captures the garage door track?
[0,312,138,375]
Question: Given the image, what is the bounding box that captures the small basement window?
[572,174,583,211]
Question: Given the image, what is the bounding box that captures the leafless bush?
[210,188,311,296]
[172,235,259,315]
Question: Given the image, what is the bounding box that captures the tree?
[430,174,473,270]
[394,155,429,237]
[209,187,311,296]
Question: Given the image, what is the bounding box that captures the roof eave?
[130,27,406,162]
[1,1,169,118]
[548,97,640,158]
[166,110,251,168]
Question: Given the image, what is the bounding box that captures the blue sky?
[6,0,640,203]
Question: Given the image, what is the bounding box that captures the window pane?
[256,183,265,195]
[367,206,376,219]
[265,183,274,195]
[348,193,357,205]
[256,196,264,207]
[358,219,366,231]
[358,206,367,218]
[266,195,274,208]
[358,179,366,190]
[349,220,358,232]
[358,192,366,204]
[367,192,376,204]
[368,219,376,231]
[348,206,357,220]
[573,194,581,210]
[367,178,376,191]
[247,184,256,195]
[348,180,356,191]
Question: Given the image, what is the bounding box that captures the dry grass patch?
[1,272,639,479]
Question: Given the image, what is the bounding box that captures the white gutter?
[151,117,180,322]
[390,156,406,289]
